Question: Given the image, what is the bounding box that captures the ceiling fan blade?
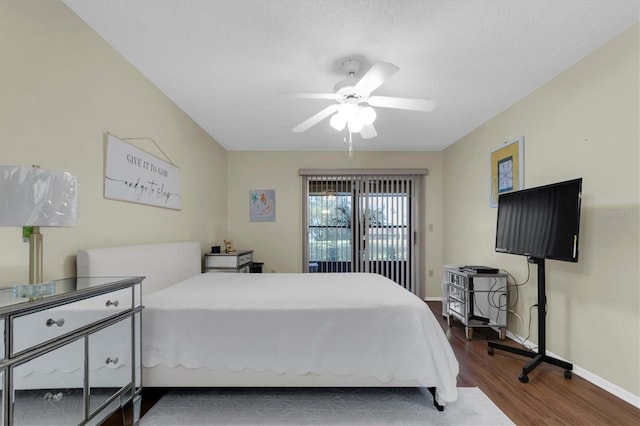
[284,92,341,101]
[292,104,339,133]
[354,62,399,94]
[368,96,437,112]
[360,124,377,139]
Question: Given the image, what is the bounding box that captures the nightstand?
[443,266,508,341]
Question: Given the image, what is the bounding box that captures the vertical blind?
[300,169,426,295]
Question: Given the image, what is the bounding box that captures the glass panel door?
[308,184,353,273]
[304,173,420,294]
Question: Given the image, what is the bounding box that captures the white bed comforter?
[142,272,459,402]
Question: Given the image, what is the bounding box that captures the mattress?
[142,272,459,403]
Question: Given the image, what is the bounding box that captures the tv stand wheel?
[564,370,572,379]
[518,374,529,383]
[465,327,473,341]
[499,328,507,340]
[488,347,494,356]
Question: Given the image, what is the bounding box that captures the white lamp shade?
[0,166,78,227]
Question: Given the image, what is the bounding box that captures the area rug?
[139,387,514,425]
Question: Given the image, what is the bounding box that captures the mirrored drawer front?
[237,253,252,266]
[448,272,467,287]
[448,300,465,318]
[205,256,237,268]
[12,288,132,355]
[89,317,133,416]
[13,339,85,425]
[448,285,465,302]
[206,253,253,268]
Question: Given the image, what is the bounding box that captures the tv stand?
[487,257,573,382]
[442,266,508,341]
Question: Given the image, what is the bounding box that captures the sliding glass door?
[301,170,424,294]
[307,180,354,272]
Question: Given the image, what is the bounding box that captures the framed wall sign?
[104,133,181,209]
[250,189,275,222]
[489,137,524,208]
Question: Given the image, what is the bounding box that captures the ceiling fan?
[291,58,437,140]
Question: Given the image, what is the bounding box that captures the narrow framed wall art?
[489,137,524,208]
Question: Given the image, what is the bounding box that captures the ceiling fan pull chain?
[348,131,353,158]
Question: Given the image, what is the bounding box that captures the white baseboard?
[503,330,640,409]
[573,364,640,408]
[424,299,640,409]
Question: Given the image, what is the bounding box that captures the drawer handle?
[43,392,63,401]
[45,318,65,327]
[105,300,119,307]
[105,356,119,365]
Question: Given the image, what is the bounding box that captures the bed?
[76,241,459,409]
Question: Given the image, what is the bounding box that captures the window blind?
[301,170,424,294]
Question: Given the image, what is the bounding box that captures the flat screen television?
[495,178,582,262]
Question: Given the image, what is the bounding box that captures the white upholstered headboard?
[76,241,202,295]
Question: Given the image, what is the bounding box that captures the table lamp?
[0,165,78,285]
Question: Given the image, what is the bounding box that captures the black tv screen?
[495,178,582,262]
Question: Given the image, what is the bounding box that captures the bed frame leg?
[427,387,444,411]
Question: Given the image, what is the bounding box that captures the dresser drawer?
[88,317,133,416]
[448,284,465,302]
[205,251,253,268]
[448,299,465,319]
[13,339,85,424]
[206,255,237,268]
[12,288,132,355]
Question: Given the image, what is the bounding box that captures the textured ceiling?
[63,0,639,152]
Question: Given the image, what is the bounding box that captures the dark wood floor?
[110,301,639,425]
[426,301,639,425]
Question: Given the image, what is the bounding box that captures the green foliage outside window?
[308,193,406,262]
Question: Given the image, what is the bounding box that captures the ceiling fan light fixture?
[330,113,347,131]
[359,106,376,125]
[290,59,435,154]
[338,103,358,120]
[348,120,364,133]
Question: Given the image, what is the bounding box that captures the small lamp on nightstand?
[0,165,78,288]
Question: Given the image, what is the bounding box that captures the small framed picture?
[489,137,524,208]
[249,189,276,222]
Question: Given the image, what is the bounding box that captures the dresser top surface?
[205,250,252,257]
[443,265,507,278]
[0,276,142,315]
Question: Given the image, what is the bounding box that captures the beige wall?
[226,151,443,297]
[0,1,227,285]
[443,24,639,397]
[2,0,637,403]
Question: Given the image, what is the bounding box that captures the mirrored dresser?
[0,276,144,425]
